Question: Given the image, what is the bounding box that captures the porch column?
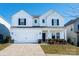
[47,30,51,39]
[64,29,67,41]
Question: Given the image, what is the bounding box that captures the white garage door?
[13,29,41,43]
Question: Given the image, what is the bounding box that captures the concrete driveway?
[0,44,45,56]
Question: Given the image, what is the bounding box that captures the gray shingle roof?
[33,16,40,18]
[64,18,79,26]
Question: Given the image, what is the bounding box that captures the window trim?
[18,18,26,25]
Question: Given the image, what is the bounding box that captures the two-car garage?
[11,28,42,43]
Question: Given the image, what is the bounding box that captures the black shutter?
[57,19,59,25]
[42,19,45,23]
[52,19,54,26]
[24,18,26,25]
[78,25,79,30]
[18,18,20,25]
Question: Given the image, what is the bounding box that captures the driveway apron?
[0,44,45,56]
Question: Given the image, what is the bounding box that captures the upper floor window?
[52,19,54,26]
[34,19,37,23]
[18,18,26,25]
[78,24,79,30]
[57,19,59,26]
[71,28,73,31]
[42,19,45,23]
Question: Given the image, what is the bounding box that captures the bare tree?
[64,4,79,18]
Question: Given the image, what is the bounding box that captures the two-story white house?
[65,18,79,46]
[10,9,66,43]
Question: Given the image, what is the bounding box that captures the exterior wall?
[60,32,64,39]
[74,20,79,32]
[12,10,33,27]
[66,24,77,45]
[11,28,65,43]
[39,18,47,26]
[33,18,39,26]
[46,12,64,27]
[39,10,64,27]
[12,10,64,27]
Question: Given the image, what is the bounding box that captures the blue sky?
[0,3,79,25]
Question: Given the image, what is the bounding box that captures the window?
[52,33,55,39]
[0,34,3,40]
[56,33,60,39]
[52,19,54,26]
[11,32,13,35]
[57,19,59,25]
[34,19,37,23]
[78,25,79,30]
[71,28,73,31]
[18,18,26,25]
[42,19,45,23]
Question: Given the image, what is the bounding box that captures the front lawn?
[0,43,10,50]
[41,44,79,55]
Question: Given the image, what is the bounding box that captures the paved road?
[0,44,45,56]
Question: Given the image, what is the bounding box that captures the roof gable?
[12,10,33,18]
[40,9,64,19]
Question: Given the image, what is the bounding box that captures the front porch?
[40,27,66,42]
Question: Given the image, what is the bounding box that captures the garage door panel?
[13,29,41,43]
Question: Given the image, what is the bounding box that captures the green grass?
[0,43,10,50]
[41,44,79,55]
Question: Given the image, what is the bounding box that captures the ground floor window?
[78,24,79,30]
[52,33,55,39]
[56,33,60,39]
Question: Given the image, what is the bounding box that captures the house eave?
[11,26,65,29]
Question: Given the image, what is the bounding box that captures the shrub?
[10,39,14,43]
[62,40,67,44]
[67,38,71,43]
[47,39,54,44]
[4,36,11,43]
[47,39,67,44]
[71,42,74,45]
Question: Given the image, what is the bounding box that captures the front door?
[42,33,46,42]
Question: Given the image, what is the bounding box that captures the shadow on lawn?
[0,43,11,51]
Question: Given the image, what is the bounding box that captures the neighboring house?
[0,17,10,42]
[65,18,79,46]
[11,9,66,43]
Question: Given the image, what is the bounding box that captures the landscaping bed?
[38,39,67,44]
[41,44,79,55]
